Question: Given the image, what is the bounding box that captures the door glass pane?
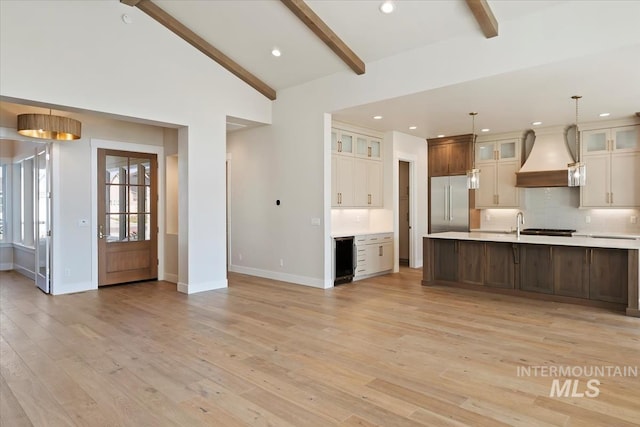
[585,132,607,152]
[130,158,151,185]
[331,130,338,152]
[130,214,150,241]
[341,134,353,153]
[128,186,150,213]
[499,141,516,159]
[107,184,127,213]
[370,140,381,158]
[106,214,128,242]
[106,155,128,184]
[614,128,638,150]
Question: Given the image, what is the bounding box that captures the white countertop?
[332,230,393,238]
[426,231,640,250]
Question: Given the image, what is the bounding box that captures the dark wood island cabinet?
[423,233,639,316]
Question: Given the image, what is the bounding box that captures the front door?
[98,149,157,286]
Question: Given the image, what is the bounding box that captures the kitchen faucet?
[516,211,525,239]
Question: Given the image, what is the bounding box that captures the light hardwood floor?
[1,268,639,426]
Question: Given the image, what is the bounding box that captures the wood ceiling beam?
[121,0,277,100]
[464,0,499,39]
[280,0,365,75]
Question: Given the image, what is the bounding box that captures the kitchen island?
[423,232,640,317]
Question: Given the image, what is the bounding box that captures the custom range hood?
[516,126,575,187]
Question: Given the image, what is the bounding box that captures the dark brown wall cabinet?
[427,134,473,177]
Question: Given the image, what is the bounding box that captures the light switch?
[311,217,321,226]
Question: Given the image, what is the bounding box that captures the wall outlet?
[311,217,321,226]
[64,268,71,277]
[585,215,591,224]
[279,259,284,267]
[485,212,491,221]
[631,216,638,224]
[355,216,361,223]
[238,253,243,261]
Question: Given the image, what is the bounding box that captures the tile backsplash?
[479,187,640,234]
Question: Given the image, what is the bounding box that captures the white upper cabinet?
[331,126,384,208]
[581,125,640,208]
[474,137,521,209]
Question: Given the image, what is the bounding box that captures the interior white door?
[35,144,51,293]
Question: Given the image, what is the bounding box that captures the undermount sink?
[520,228,576,237]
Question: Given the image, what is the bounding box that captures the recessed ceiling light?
[409,126,417,130]
[379,1,395,14]
[481,128,490,132]
[271,48,281,57]
[532,121,542,126]
[437,134,445,138]
[373,115,383,120]
[599,112,610,117]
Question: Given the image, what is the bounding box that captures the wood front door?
[98,149,158,286]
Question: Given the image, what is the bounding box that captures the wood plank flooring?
[1,268,639,426]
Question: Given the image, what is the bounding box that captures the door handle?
[99,224,105,239]
[449,185,453,221]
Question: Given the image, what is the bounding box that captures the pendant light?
[466,112,480,189]
[17,109,81,141]
[567,95,585,187]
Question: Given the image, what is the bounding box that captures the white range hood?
[516,126,574,188]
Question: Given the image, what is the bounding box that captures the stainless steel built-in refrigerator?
[430,175,469,233]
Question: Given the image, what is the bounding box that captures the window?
[17,157,35,247]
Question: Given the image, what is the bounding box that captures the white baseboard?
[52,281,96,295]
[228,264,327,289]
[177,279,227,294]
[14,265,36,280]
[163,272,178,284]
[0,263,13,271]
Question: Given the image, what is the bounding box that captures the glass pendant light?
[466,112,480,189]
[567,95,586,187]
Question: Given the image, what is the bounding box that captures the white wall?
[0,1,271,294]
[390,131,428,269]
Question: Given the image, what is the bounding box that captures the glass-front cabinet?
[331,129,354,155]
[583,125,639,154]
[476,139,519,163]
[355,135,381,160]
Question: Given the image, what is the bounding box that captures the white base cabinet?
[354,233,393,279]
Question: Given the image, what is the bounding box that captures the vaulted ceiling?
[13,1,638,139]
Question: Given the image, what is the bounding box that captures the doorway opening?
[398,160,410,266]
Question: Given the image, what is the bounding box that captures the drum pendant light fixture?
[17,109,81,141]
[466,112,480,189]
[567,95,585,187]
